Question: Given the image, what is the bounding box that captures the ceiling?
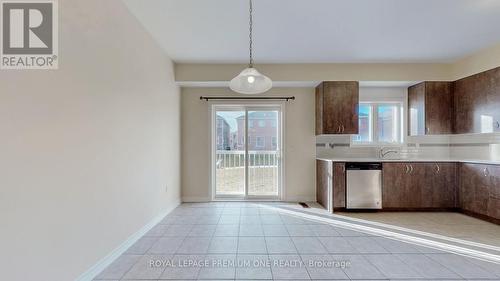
[123,0,500,64]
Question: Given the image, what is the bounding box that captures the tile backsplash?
[316,133,500,161]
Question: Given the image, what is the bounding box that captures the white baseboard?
[182,196,211,202]
[76,198,181,281]
[182,196,316,203]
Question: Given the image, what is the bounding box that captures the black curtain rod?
[200,96,295,101]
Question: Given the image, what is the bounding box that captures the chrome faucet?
[379,147,399,159]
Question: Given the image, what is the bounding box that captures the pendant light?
[230,0,272,94]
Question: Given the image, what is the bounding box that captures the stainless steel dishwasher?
[346,163,382,209]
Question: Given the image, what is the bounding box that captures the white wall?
[181,87,316,202]
[0,1,180,280]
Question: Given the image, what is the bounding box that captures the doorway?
[212,104,283,200]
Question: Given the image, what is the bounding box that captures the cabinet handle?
[409,164,414,174]
[426,127,430,134]
[435,164,440,174]
[405,165,410,174]
[484,167,489,177]
[495,121,500,129]
[337,125,341,133]
[341,124,345,133]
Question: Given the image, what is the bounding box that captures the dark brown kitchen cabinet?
[454,67,500,134]
[459,163,500,221]
[382,163,425,208]
[408,82,453,136]
[316,160,332,211]
[382,163,412,208]
[383,162,456,209]
[316,160,346,212]
[425,163,457,208]
[316,81,359,135]
[405,66,500,135]
[333,163,346,209]
[487,165,500,219]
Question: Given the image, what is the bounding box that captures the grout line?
[261,205,500,264]
[111,203,500,281]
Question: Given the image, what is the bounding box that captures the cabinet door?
[339,82,359,134]
[454,73,489,134]
[383,163,411,208]
[317,82,359,135]
[459,163,475,211]
[322,82,343,134]
[333,163,346,208]
[316,160,332,210]
[459,163,490,215]
[315,85,324,135]
[425,82,453,134]
[408,83,425,136]
[426,163,457,208]
[485,67,500,132]
[487,165,500,219]
[407,163,426,208]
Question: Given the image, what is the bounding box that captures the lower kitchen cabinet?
[382,162,457,209]
[318,160,498,222]
[382,163,412,208]
[459,163,500,221]
[316,160,332,210]
[332,162,346,209]
[427,163,457,208]
[316,160,345,212]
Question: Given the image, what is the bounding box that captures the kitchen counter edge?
[315,158,500,165]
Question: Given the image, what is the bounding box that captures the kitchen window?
[353,102,403,145]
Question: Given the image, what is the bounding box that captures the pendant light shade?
[230,0,272,94]
[229,67,272,94]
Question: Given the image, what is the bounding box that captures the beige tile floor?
[337,211,500,247]
[94,202,500,281]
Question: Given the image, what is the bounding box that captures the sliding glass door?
[213,105,282,200]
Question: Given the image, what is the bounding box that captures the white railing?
[215,150,279,196]
[215,150,279,169]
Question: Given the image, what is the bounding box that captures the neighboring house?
[358,110,369,141]
[216,114,231,150]
[236,111,278,151]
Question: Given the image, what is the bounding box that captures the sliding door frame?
[210,102,285,201]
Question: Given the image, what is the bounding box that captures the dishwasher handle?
[345,162,382,170]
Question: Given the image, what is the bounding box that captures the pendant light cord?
[249,0,253,68]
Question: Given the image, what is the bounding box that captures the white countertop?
[316,157,500,165]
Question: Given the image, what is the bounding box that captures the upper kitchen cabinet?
[454,67,500,134]
[315,81,359,135]
[408,81,453,136]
